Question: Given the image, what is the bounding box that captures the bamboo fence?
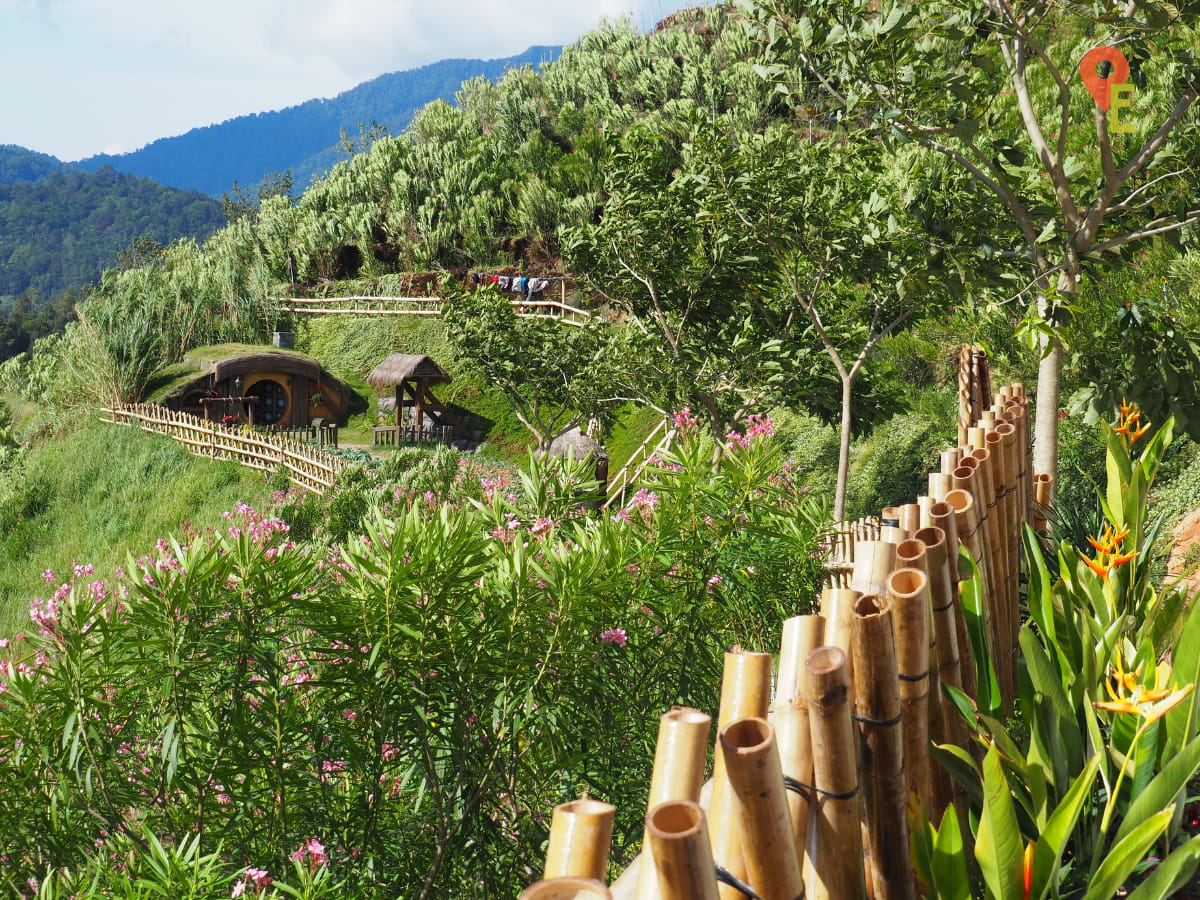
[100,404,345,494]
[274,295,595,327]
[532,346,1048,900]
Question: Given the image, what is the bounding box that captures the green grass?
[0,411,275,639]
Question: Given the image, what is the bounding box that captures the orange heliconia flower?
[1023,841,1034,900]
[1081,523,1134,581]
[1094,658,1194,722]
[1113,398,1151,444]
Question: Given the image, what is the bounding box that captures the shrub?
[845,413,949,519]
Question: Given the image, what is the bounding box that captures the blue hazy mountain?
[73,46,562,197]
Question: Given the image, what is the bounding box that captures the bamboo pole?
[898,504,921,539]
[803,646,865,900]
[775,617,825,867]
[709,651,773,900]
[521,878,613,900]
[957,346,972,447]
[894,539,950,815]
[646,802,720,900]
[636,708,713,900]
[1033,473,1053,535]
[851,594,915,900]
[719,718,805,900]
[886,567,932,811]
[966,446,1007,699]
[928,501,976,701]
[819,589,860,690]
[545,799,616,882]
[849,541,897,599]
[928,471,952,504]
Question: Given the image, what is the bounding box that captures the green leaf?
[1082,808,1172,900]
[976,743,1024,900]
[1166,596,1200,752]
[933,803,972,900]
[1125,835,1200,900]
[1031,754,1100,900]
[1115,733,1200,846]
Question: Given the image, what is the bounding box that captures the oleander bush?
[0,414,825,899]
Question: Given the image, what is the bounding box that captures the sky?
[1,0,699,162]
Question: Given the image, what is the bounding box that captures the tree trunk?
[834,374,854,521]
[1031,269,1077,496]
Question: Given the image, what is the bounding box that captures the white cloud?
[1,0,699,159]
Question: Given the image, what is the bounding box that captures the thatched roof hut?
[548,427,608,461]
[366,354,451,390]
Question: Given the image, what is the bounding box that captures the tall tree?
[749,0,1200,488]
[701,127,951,518]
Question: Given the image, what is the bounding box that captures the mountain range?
[0,45,561,307]
[72,46,561,198]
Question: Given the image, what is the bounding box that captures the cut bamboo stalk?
[894,541,950,813]
[521,877,614,900]
[940,448,961,477]
[709,651,773,900]
[545,798,616,881]
[646,801,720,900]
[1033,473,1053,535]
[803,647,866,900]
[917,495,933,527]
[915,525,969,766]
[819,589,860,691]
[968,445,1008,698]
[995,422,1022,705]
[852,594,915,900]
[898,504,921,538]
[775,616,825,867]
[928,501,976,701]
[929,470,953,503]
[886,567,932,811]
[850,540,898,598]
[983,432,1014,705]
[720,718,805,900]
[635,707,713,900]
[879,524,907,546]
[957,345,972,447]
[967,425,987,452]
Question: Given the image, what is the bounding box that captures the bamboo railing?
[528,347,1053,900]
[274,295,595,327]
[100,404,345,494]
[603,420,678,510]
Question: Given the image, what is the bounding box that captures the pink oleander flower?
[600,628,628,648]
[707,575,723,588]
[673,407,698,432]
[291,836,328,869]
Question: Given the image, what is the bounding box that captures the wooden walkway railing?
[274,296,594,327]
[100,404,346,494]
[604,419,678,509]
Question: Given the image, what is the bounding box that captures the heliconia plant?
[921,404,1200,900]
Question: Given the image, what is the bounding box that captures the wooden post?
[774,616,825,869]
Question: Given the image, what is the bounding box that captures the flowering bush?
[0,415,826,898]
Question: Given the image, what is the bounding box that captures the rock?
[1167,507,1200,597]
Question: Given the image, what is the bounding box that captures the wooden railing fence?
[274,296,594,327]
[603,419,678,509]
[100,404,345,494]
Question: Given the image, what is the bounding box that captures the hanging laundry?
[471,272,482,284]
[497,276,511,291]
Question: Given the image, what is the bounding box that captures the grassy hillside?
[0,411,275,638]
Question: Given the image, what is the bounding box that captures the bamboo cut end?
[663,706,712,727]
[944,489,973,513]
[647,800,705,840]
[520,877,613,900]
[886,567,927,600]
[853,593,890,618]
[915,526,945,550]
[720,717,773,753]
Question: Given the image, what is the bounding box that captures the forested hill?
[0,165,224,301]
[74,46,562,197]
[0,145,68,186]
